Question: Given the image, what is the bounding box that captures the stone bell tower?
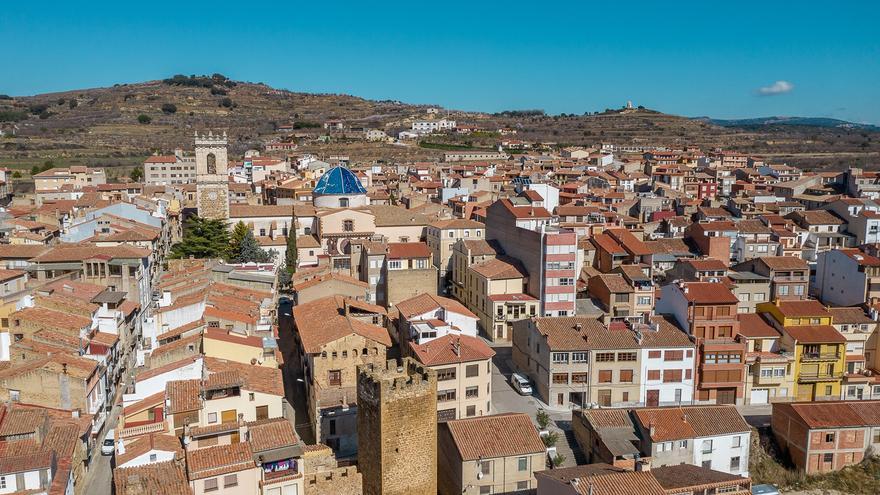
[194,131,230,220]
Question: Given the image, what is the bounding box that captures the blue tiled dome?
[313,166,367,195]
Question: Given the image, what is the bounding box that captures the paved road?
[80,403,122,495]
[489,344,583,467]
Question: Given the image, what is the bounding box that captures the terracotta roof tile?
[114,460,192,495]
[246,418,299,453]
[396,293,476,320]
[470,256,528,280]
[292,296,391,353]
[633,405,749,442]
[776,400,880,428]
[165,379,201,414]
[186,442,255,480]
[409,334,495,366]
[444,413,545,461]
[782,325,846,344]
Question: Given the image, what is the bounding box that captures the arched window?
[206,153,216,174]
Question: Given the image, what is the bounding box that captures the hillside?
[1,75,878,173]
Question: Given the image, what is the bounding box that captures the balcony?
[801,352,840,362]
[773,275,808,283]
[798,371,843,382]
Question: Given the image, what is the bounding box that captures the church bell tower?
[194,131,230,220]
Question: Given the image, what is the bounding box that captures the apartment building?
[733,256,810,301]
[409,334,495,421]
[773,400,880,474]
[438,413,545,495]
[656,282,746,404]
[738,313,795,405]
[450,238,502,302]
[815,248,880,307]
[512,316,694,408]
[143,153,197,185]
[486,199,577,317]
[757,300,846,401]
[464,256,536,341]
[425,218,485,289]
[33,166,106,197]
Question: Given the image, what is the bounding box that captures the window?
[648,350,661,359]
[208,412,218,423]
[702,439,713,454]
[480,486,491,495]
[730,456,741,471]
[732,435,741,448]
[388,260,402,270]
[823,453,833,463]
[467,405,476,417]
[617,352,637,362]
[481,460,492,475]
[572,373,587,384]
[438,389,456,402]
[466,386,479,399]
[465,364,479,377]
[224,474,238,488]
[679,440,688,449]
[552,352,569,364]
[328,370,342,386]
[9,390,19,402]
[204,478,218,492]
[598,370,613,383]
[619,369,633,383]
[596,352,615,362]
[149,453,157,462]
[572,352,588,363]
[343,220,354,232]
[825,433,835,443]
[663,369,682,383]
[437,368,456,381]
[553,373,568,384]
[675,388,682,402]
[647,370,661,381]
[664,350,684,361]
[517,481,529,490]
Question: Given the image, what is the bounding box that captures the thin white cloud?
[756,80,794,96]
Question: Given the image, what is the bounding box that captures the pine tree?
[285,217,298,274]
[169,216,231,259]
[229,221,250,260]
[233,230,272,263]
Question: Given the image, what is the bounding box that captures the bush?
[68,99,78,109]
[210,87,227,96]
[219,97,233,108]
[542,431,559,448]
[551,453,566,468]
[0,110,28,122]
[29,103,49,115]
[11,171,21,179]
[137,114,152,124]
[161,103,177,114]
[292,121,320,129]
[38,111,55,120]
[536,410,551,430]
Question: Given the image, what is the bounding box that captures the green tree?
[285,217,298,274]
[542,431,559,448]
[12,171,21,179]
[388,189,398,206]
[551,453,566,468]
[161,103,177,114]
[229,221,251,259]
[233,230,272,263]
[137,114,152,124]
[536,410,551,430]
[30,165,40,175]
[130,167,144,182]
[169,216,230,259]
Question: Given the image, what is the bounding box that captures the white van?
[101,429,115,456]
[510,373,533,395]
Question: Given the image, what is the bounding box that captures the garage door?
[750,389,769,404]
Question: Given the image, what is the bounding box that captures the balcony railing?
[798,371,843,382]
[801,352,840,362]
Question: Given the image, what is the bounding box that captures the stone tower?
[194,131,230,220]
[357,358,437,495]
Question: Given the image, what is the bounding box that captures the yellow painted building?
[757,300,846,401]
[202,328,278,368]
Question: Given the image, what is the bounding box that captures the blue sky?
[2,1,878,123]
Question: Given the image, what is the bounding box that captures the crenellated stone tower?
[357,358,437,495]
[194,131,230,220]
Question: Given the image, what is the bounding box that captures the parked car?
[101,429,115,456]
[510,373,533,395]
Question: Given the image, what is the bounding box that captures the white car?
[101,429,115,456]
[510,373,533,395]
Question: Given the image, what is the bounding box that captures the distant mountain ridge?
[694,116,880,132]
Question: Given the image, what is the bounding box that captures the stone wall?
[357,358,438,495]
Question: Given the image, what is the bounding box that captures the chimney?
[635,459,651,472]
[649,419,655,438]
[453,338,461,357]
[575,323,583,332]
